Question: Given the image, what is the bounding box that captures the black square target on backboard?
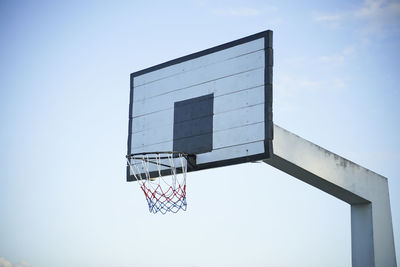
[173,94,214,154]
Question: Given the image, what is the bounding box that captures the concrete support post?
[351,204,374,267]
[264,124,396,267]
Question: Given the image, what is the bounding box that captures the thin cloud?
[314,14,343,22]
[0,257,12,267]
[319,45,355,65]
[313,13,345,29]
[354,0,400,34]
[276,74,347,97]
[210,5,278,17]
[355,0,400,19]
[343,46,355,55]
[211,7,262,17]
[313,0,400,35]
[274,73,347,114]
[319,55,345,64]
[0,258,30,267]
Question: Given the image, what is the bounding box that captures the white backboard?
[127,30,273,180]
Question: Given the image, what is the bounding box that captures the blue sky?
[0,0,399,266]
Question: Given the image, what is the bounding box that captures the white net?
[126,152,188,214]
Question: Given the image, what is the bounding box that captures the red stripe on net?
[139,183,187,214]
[141,184,186,202]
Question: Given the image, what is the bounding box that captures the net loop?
[126,152,188,214]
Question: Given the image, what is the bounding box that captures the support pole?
[264,124,397,267]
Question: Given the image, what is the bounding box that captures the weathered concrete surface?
[263,124,397,267]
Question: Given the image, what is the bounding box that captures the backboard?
[127,30,273,181]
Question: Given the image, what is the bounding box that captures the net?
[126,152,189,214]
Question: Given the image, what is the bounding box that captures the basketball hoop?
[126,151,194,214]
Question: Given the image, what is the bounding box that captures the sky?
[0,0,399,266]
